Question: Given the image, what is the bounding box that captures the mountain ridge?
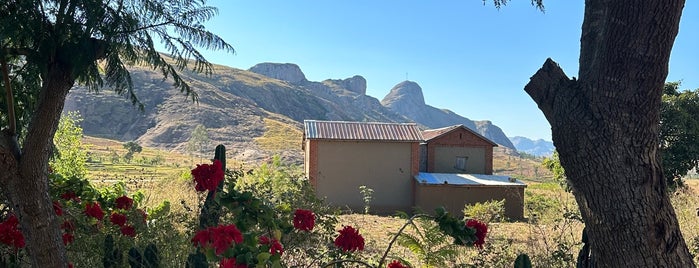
[64,61,518,163]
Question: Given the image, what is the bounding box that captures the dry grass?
[254,118,303,152]
[80,136,699,266]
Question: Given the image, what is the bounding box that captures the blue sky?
[194,1,698,141]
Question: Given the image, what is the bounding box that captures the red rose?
[115,195,134,210]
[334,225,364,252]
[120,225,136,237]
[191,224,243,256]
[84,202,104,220]
[258,235,283,256]
[387,260,410,268]
[0,214,25,249]
[109,213,128,227]
[53,201,63,216]
[293,209,315,231]
[191,160,225,192]
[466,219,488,249]
[62,233,74,245]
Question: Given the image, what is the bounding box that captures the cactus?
[189,145,227,267]
[103,234,123,268]
[198,144,226,229]
[143,243,160,268]
[514,253,532,268]
[128,247,143,268]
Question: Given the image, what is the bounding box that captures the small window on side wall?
[455,156,468,171]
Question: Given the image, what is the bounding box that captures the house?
[303,120,526,220]
[416,125,526,220]
[303,120,422,214]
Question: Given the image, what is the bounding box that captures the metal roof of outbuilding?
[304,120,423,141]
[421,125,498,146]
[414,172,526,186]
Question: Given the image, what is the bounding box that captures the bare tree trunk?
[525,1,693,266]
[0,60,74,267]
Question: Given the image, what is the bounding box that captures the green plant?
[359,185,374,214]
[393,217,459,267]
[51,111,88,179]
[463,199,506,224]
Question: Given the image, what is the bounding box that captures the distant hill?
[509,136,555,157]
[64,61,516,163]
[381,81,515,149]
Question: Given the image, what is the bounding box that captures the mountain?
[509,136,555,157]
[381,81,516,149]
[64,61,515,163]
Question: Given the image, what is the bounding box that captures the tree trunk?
[0,60,74,267]
[525,1,693,266]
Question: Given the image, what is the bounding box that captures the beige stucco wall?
[433,147,486,174]
[414,184,525,221]
[313,141,414,214]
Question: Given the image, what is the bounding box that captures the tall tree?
[0,0,232,266]
[523,1,693,266]
[660,82,699,189]
[186,124,210,157]
[50,111,87,179]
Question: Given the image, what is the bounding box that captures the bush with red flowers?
[0,214,25,250]
[334,225,365,252]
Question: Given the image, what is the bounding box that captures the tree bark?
[525,0,693,266]
[0,60,74,267]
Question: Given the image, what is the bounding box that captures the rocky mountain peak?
[248,63,307,83]
[323,75,367,95]
[381,80,425,107]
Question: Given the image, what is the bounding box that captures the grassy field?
[80,137,699,266]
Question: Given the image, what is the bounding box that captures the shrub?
[463,199,507,223]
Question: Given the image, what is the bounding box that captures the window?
[455,156,468,171]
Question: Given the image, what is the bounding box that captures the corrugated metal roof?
[414,172,526,186]
[304,120,423,141]
[421,125,498,146]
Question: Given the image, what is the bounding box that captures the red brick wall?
[306,140,319,188]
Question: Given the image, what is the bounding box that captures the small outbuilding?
[413,173,526,220]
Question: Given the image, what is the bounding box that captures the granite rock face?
[248,63,307,83]
[382,81,516,149]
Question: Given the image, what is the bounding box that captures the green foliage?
[393,217,458,267]
[463,199,506,224]
[524,192,560,223]
[1,0,234,107]
[233,155,340,264]
[51,112,88,179]
[660,82,699,190]
[186,124,210,156]
[123,141,143,163]
[359,185,374,214]
[542,151,568,191]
